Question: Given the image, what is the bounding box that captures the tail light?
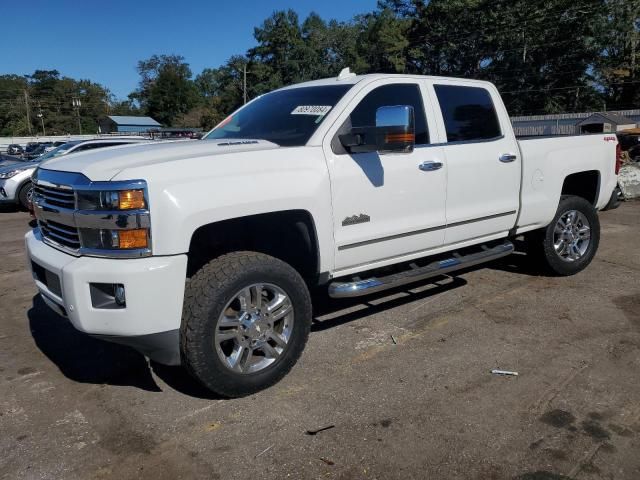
[615,143,622,175]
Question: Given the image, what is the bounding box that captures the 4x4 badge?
[342,213,371,226]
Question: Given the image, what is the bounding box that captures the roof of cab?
[278,72,496,91]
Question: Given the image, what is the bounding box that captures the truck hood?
[40,139,280,181]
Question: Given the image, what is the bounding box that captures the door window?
[349,84,429,145]
[434,85,501,142]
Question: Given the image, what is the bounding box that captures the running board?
[328,241,514,299]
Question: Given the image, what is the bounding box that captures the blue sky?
[1,0,377,100]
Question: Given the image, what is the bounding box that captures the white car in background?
[0,138,152,209]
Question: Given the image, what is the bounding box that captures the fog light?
[90,283,126,309]
[114,285,126,306]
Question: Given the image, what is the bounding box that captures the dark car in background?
[23,142,41,158]
[23,143,53,160]
[6,144,24,156]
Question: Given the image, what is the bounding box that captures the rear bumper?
[25,228,188,365]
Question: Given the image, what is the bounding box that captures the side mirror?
[375,105,415,153]
[339,105,415,154]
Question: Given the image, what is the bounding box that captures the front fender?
[114,147,335,273]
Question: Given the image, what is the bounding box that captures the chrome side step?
[328,241,514,298]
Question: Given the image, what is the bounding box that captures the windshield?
[204,85,352,147]
[35,142,79,162]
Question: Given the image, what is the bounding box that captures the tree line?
[0,0,637,136]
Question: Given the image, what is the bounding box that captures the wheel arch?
[186,209,322,283]
[560,170,600,206]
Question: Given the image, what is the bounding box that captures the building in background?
[576,113,637,134]
[98,115,161,134]
[511,109,640,136]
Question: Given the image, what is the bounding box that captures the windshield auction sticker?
[291,105,332,116]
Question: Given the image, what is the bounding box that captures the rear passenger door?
[431,82,521,244]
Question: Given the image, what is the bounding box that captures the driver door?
[323,80,447,273]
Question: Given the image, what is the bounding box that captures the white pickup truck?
[26,71,618,397]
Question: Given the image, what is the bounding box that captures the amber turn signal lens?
[385,133,415,143]
[118,190,146,210]
[118,229,148,249]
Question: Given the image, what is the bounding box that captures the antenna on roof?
[337,67,356,81]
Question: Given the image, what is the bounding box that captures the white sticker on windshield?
[291,105,332,116]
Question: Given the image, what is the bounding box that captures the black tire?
[181,251,312,397]
[529,195,600,276]
[18,182,33,210]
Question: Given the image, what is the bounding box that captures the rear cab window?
[434,85,502,143]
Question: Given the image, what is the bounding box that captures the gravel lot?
[1,202,639,480]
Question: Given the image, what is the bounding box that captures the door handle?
[499,153,517,163]
[419,161,443,171]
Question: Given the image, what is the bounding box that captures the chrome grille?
[33,175,80,254]
[39,219,81,250]
[33,184,75,209]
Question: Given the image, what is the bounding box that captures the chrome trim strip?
[74,179,148,192]
[414,135,506,149]
[74,210,151,229]
[447,210,517,229]
[34,202,151,230]
[339,224,445,251]
[79,246,153,259]
[33,202,75,226]
[337,210,517,250]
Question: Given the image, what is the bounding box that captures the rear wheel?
[530,195,600,276]
[181,251,312,397]
[18,182,33,210]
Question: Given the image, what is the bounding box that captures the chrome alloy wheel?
[553,209,591,262]
[215,283,294,374]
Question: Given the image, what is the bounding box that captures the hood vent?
[217,140,260,147]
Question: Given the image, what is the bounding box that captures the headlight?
[74,185,150,253]
[0,170,20,179]
[76,189,147,210]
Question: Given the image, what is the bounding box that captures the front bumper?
[25,228,188,365]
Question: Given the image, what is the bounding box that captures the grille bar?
[39,223,81,249]
[34,184,75,209]
[45,220,79,239]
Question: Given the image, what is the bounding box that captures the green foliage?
[131,54,200,126]
[0,70,136,136]
[1,1,638,135]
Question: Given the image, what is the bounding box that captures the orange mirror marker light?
[385,133,415,143]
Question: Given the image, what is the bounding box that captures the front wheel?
[181,251,312,397]
[18,182,33,210]
[530,195,600,276]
